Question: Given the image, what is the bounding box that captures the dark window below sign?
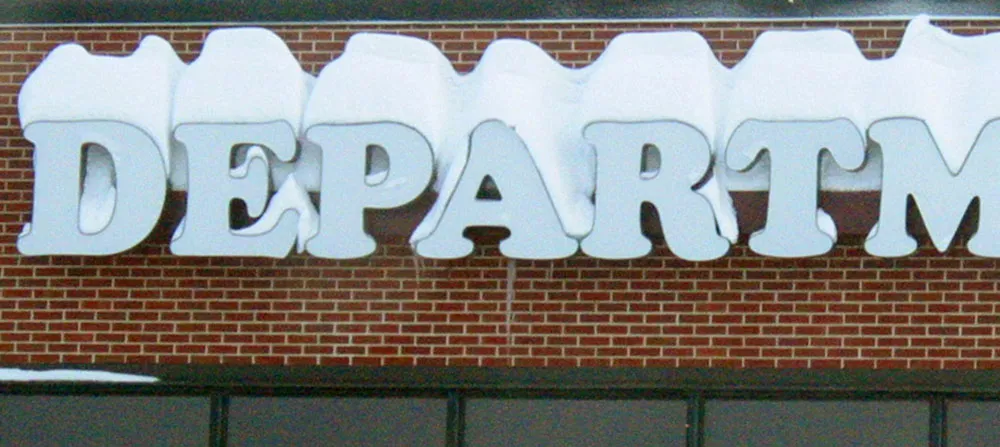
[0,396,209,447]
[947,400,1000,447]
[704,399,928,447]
[227,397,447,447]
[465,398,687,447]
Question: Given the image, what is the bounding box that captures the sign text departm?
[17,117,1000,260]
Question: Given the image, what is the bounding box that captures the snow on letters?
[16,16,1000,260]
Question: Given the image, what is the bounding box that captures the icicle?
[411,254,424,283]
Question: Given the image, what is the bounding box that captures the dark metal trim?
[686,392,705,447]
[446,390,465,447]
[209,394,230,447]
[6,366,1000,396]
[1,0,998,24]
[930,395,948,447]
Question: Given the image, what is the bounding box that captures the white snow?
[224,145,318,251]
[303,33,454,149]
[309,34,598,241]
[271,142,320,191]
[581,31,737,241]
[233,172,319,252]
[172,28,314,133]
[446,39,595,238]
[171,28,315,190]
[583,31,725,139]
[723,15,1000,189]
[18,35,184,174]
[722,28,871,192]
[0,368,158,383]
[78,144,116,234]
[324,15,1000,243]
[871,15,1000,174]
[300,33,456,194]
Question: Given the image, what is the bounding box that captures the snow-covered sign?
[15,16,1000,260]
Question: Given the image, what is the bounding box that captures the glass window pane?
[228,397,446,447]
[0,396,209,447]
[948,401,1000,447]
[465,399,687,447]
[705,400,928,447]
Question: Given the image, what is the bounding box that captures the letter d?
[18,121,167,255]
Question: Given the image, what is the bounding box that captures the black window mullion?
[446,390,465,447]
[687,391,705,447]
[929,395,947,447]
[209,394,230,447]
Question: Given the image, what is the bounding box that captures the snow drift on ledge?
[0,368,158,383]
[17,15,1000,245]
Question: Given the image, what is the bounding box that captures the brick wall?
[2,18,1000,369]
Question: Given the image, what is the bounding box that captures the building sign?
[16,16,1000,260]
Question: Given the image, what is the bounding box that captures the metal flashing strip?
[0,0,997,24]
[3,366,1000,396]
[1,16,996,29]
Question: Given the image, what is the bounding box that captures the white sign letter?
[170,122,314,258]
[305,123,433,258]
[866,118,1000,257]
[18,121,167,255]
[581,121,729,261]
[412,120,578,259]
[726,119,865,257]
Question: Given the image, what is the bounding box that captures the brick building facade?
[3,6,1000,446]
[3,18,1000,369]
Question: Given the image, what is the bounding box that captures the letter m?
[866,118,1000,257]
